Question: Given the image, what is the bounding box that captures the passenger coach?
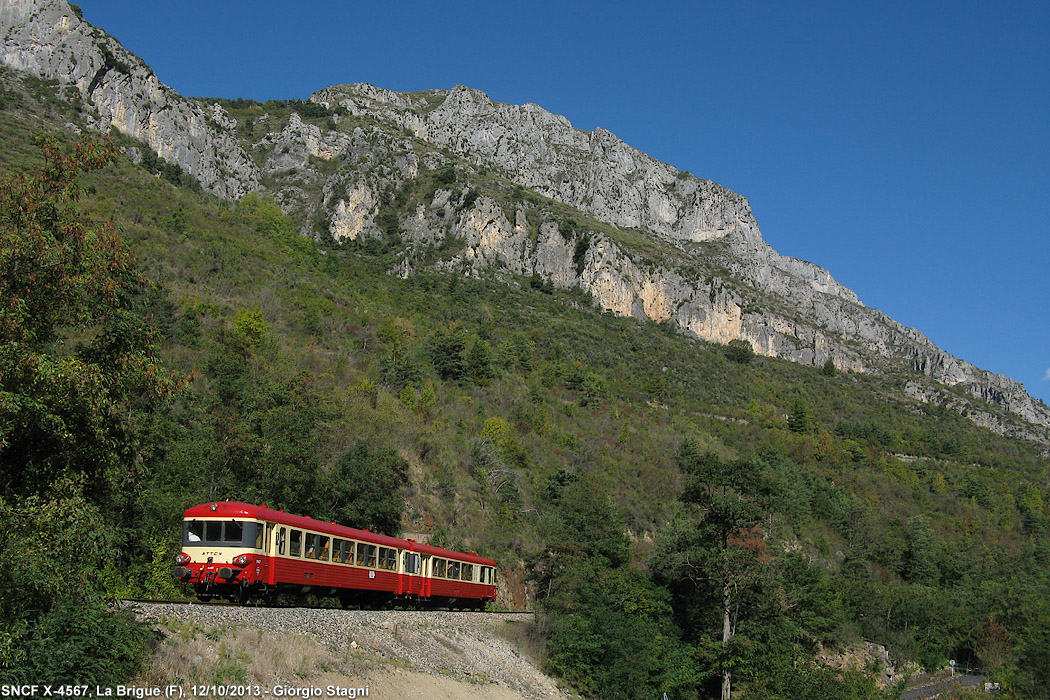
[173,501,498,607]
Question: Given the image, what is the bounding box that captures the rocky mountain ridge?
[2,0,1048,441]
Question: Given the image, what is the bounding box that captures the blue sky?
[77,1,1050,403]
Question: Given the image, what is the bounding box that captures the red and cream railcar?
[173,501,498,607]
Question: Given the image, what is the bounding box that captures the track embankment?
[127,602,565,700]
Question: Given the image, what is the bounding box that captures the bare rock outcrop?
[0,0,259,198]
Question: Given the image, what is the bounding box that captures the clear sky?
[76,0,1050,404]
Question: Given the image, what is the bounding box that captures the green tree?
[230,306,267,349]
[0,137,179,505]
[0,137,177,683]
[466,336,495,385]
[0,483,152,684]
[725,339,754,364]
[538,476,702,700]
[426,324,467,381]
[788,399,812,434]
[903,515,939,586]
[314,441,408,535]
[656,446,770,700]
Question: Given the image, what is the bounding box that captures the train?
[173,501,498,608]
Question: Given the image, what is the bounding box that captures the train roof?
[182,501,496,567]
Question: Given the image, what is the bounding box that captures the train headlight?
[175,553,191,565]
[233,555,250,567]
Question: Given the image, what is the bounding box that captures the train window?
[262,524,272,552]
[356,543,376,567]
[404,553,420,575]
[184,521,205,545]
[205,521,222,542]
[277,527,286,556]
[378,548,397,571]
[317,536,330,562]
[290,530,302,557]
[223,521,243,542]
[333,539,350,564]
[447,561,460,579]
[461,563,474,582]
[434,559,446,578]
[305,533,318,559]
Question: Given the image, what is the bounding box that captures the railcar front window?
[223,521,243,542]
[184,520,261,548]
[185,521,204,544]
[205,521,222,542]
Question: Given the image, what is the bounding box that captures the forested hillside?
[1,67,1049,699]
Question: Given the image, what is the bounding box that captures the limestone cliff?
[0,0,258,198]
[2,0,1047,440]
[311,83,1050,438]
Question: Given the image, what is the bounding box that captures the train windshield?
[183,519,262,548]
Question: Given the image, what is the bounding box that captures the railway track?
[122,598,534,614]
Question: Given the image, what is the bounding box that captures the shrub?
[725,339,754,364]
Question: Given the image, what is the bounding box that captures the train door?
[262,523,274,584]
[270,526,287,585]
[420,555,432,597]
[402,551,425,595]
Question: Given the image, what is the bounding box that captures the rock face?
[3,0,1047,439]
[0,0,258,198]
[311,83,1050,437]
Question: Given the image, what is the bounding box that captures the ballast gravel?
[128,604,564,699]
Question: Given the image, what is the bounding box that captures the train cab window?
[185,520,261,548]
[290,530,302,557]
[276,527,286,556]
[185,521,204,543]
[434,559,446,578]
[447,561,460,580]
[317,536,330,562]
[223,521,243,542]
[404,553,420,575]
[356,543,376,567]
[461,563,474,582]
[378,547,397,571]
